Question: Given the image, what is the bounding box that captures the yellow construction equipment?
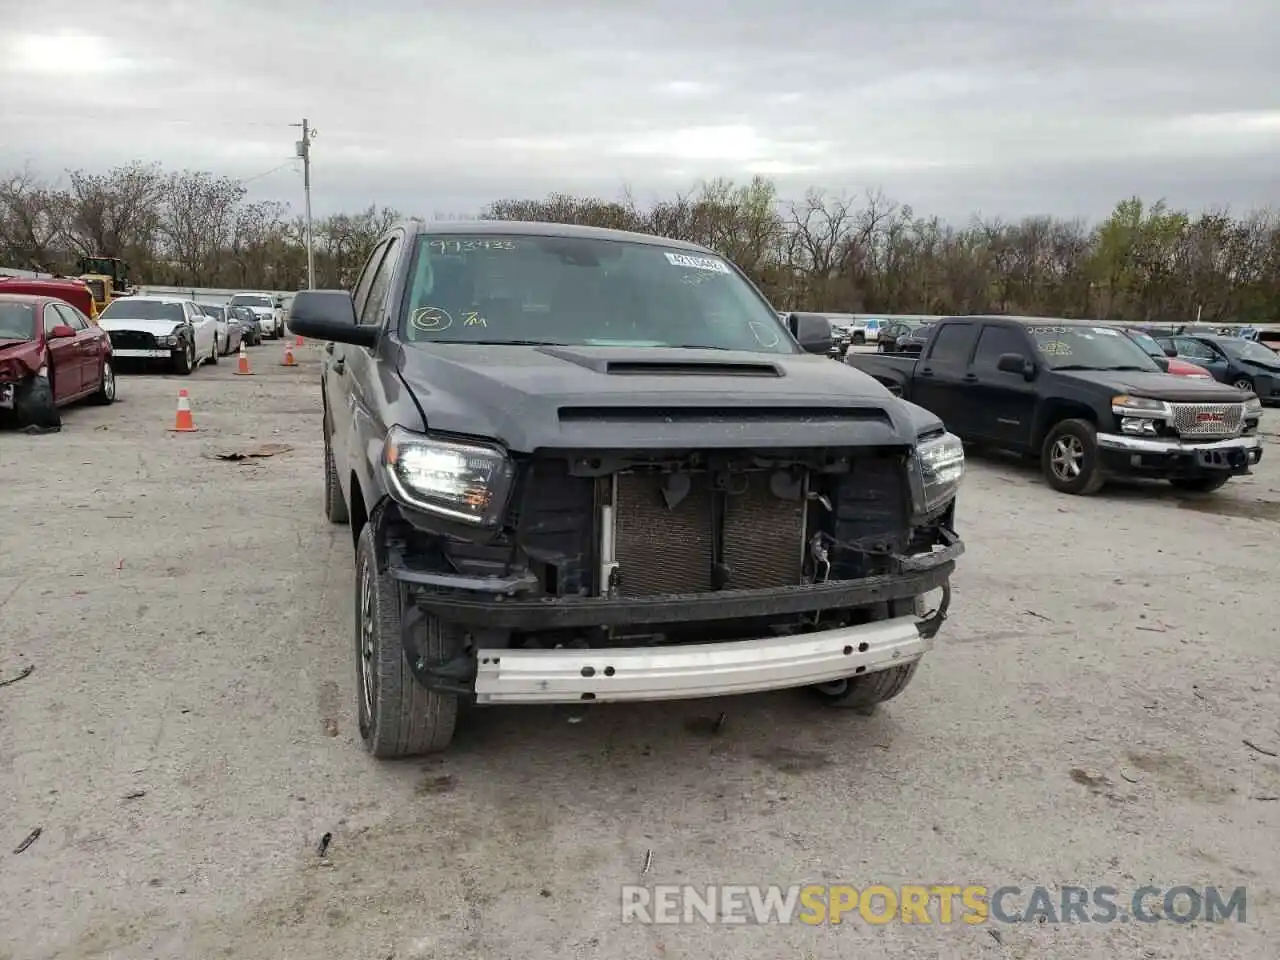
[76,256,134,314]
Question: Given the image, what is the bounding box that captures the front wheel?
[13,376,61,429]
[354,524,459,758]
[208,339,219,365]
[811,661,920,710]
[1170,475,1230,494]
[172,340,194,375]
[1041,419,1105,495]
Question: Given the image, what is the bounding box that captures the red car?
[1120,327,1214,379]
[0,292,116,429]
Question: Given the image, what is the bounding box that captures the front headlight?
[1244,396,1263,416]
[382,426,515,526]
[156,335,177,347]
[910,431,964,515]
[1112,394,1171,417]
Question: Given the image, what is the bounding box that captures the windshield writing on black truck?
[400,234,792,353]
[1027,326,1161,371]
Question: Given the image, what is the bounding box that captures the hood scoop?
[535,345,783,377]
[558,405,890,425]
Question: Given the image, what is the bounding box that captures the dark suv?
[287,220,966,757]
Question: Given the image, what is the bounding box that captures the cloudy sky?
[1,0,1277,223]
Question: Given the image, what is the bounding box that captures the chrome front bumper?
[1096,433,1263,457]
[111,348,171,359]
[472,614,930,705]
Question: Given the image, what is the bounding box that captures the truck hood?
[395,343,919,452]
[1059,369,1248,403]
[98,318,183,336]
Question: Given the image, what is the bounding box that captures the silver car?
[199,303,242,355]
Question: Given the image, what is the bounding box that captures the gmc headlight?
[382,426,515,526]
[910,432,964,515]
[1112,394,1170,418]
[1244,396,1263,416]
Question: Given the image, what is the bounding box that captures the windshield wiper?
[1100,365,1151,371]
[1051,364,1100,370]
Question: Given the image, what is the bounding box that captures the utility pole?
[293,119,317,289]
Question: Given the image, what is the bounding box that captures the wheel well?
[1033,401,1097,450]
[348,472,369,546]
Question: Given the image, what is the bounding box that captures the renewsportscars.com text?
[620,884,1248,925]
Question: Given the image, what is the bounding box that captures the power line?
[239,160,300,185]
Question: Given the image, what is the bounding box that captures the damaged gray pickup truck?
[287,221,966,757]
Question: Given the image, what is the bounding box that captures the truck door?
[326,235,398,514]
[910,321,980,436]
[966,322,1038,449]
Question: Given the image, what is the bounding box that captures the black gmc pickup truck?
[287,220,966,757]
[847,315,1265,496]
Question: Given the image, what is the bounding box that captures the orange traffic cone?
[169,389,198,432]
[294,334,304,347]
[235,340,253,376]
[280,342,297,366]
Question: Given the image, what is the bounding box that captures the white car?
[96,296,219,374]
[228,292,282,339]
[198,303,241,355]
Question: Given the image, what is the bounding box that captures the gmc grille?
[1170,402,1243,438]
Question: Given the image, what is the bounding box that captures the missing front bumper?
[473,613,929,704]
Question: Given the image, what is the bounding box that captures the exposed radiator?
[611,472,805,598]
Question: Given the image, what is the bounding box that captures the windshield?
[1028,325,1162,371]
[204,306,225,319]
[100,299,184,323]
[1125,330,1165,358]
[230,295,273,308]
[1221,339,1279,364]
[400,234,794,352]
[0,302,37,340]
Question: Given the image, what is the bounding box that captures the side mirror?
[1163,345,1177,357]
[788,313,832,354]
[49,324,76,339]
[997,352,1036,379]
[287,290,378,347]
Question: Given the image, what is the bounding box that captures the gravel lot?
[2,348,1278,960]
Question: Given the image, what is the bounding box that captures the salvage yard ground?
[2,348,1279,960]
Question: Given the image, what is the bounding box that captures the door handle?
[963,373,979,382]
[919,367,934,376]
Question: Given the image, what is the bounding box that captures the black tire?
[1232,377,1253,393]
[90,358,116,405]
[811,661,920,709]
[354,524,459,757]
[13,375,61,429]
[853,332,865,345]
[324,431,349,524]
[172,339,194,375]
[1041,419,1105,495]
[208,339,219,366]
[1170,475,1230,494]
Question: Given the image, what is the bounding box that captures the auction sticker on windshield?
[665,252,731,274]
